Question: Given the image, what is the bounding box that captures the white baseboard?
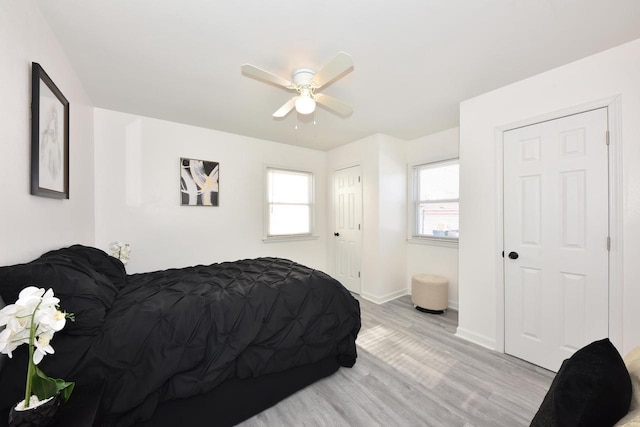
[361,288,408,305]
[455,327,496,350]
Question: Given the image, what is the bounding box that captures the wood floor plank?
[238,295,554,426]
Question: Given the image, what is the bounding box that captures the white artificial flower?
[0,286,68,364]
[0,304,20,327]
[0,286,74,408]
[39,288,60,308]
[0,328,14,356]
[0,315,30,358]
[39,308,67,332]
[109,241,131,264]
[33,333,55,365]
[17,286,44,301]
[0,302,31,357]
[14,287,45,315]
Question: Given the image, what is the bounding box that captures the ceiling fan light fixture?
[243,52,353,118]
[295,94,316,115]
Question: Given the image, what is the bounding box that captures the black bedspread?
[0,245,361,427]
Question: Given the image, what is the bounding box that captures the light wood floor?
[239,295,554,427]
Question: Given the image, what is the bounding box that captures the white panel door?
[334,166,362,294]
[504,108,609,372]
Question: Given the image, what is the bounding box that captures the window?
[413,159,459,239]
[266,167,314,238]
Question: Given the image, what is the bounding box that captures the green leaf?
[31,366,75,404]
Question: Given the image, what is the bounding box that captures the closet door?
[503,108,609,372]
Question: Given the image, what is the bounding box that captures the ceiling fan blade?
[272,97,298,118]
[241,64,294,89]
[315,93,353,116]
[311,52,353,88]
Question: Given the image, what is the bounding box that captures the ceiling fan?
[241,51,353,118]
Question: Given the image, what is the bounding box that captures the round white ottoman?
[411,274,448,314]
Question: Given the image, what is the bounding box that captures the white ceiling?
[36,0,640,151]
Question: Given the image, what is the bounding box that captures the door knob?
[508,251,519,259]
[334,232,340,237]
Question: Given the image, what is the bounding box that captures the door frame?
[330,163,363,287]
[494,95,623,354]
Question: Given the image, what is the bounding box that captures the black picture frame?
[31,62,69,199]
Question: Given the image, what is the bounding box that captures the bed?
[0,245,361,426]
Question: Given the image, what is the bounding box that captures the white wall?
[376,136,407,301]
[406,127,459,309]
[94,109,327,274]
[0,0,458,316]
[327,134,407,303]
[458,38,640,354]
[0,1,95,267]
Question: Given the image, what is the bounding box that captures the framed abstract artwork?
[31,62,70,199]
[180,157,220,206]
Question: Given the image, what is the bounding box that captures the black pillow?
[530,338,632,427]
[0,245,125,336]
[0,245,125,412]
[530,359,566,427]
[41,244,127,289]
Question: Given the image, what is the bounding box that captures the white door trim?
[494,95,623,354]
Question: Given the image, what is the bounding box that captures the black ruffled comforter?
[0,245,361,426]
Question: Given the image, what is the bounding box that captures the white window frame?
[263,166,317,242]
[409,158,459,246]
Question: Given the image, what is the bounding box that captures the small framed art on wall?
[180,157,220,206]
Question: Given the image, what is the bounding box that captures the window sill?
[263,235,320,243]
[408,237,459,248]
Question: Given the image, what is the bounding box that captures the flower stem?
[24,299,42,408]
